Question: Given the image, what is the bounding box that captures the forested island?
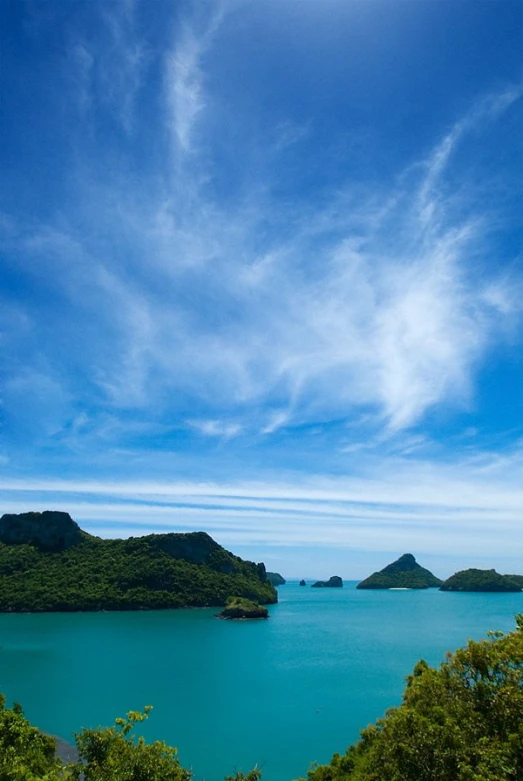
[0,511,277,612]
[357,553,442,589]
[3,615,522,780]
[440,568,522,592]
[217,596,269,619]
[266,572,286,585]
[312,575,343,588]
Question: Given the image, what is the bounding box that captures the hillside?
[357,553,442,589]
[0,511,277,611]
[440,568,522,592]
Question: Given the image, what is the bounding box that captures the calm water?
[0,583,521,780]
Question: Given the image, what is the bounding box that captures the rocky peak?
[0,511,84,552]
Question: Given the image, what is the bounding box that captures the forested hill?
[0,511,277,612]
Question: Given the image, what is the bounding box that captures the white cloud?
[188,419,244,438]
[165,3,226,153]
[2,445,523,568]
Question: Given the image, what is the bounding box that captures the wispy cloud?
[165,2,226,153]
[3,78,521,443]
[2,443,523,573]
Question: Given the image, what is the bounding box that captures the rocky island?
[299,579,306,586]
[440,568,522,592]
[311,575,343,588]
[357,553,442,589]
[0,511,277,612]
[216,596,269,619]
[266,572,286,586]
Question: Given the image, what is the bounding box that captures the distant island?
[440,569,522,592]
[0,511,277,612]
[217,596,269,619]
[266,572,286,586]
[312,575,343,588]
[299,579,306,586]
[357,554,442,589]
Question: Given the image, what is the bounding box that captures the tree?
[304,615,523,781]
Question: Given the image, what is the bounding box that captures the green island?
[266,572,286,586]
[440,568,522,592]
[357,553,442,589]
[217,596,269,619]
[0,511,277,612]
[3,615,522,780]
[311,575,343,588]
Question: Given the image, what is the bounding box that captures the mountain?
[0,511,277,612]
[440,569,522,592]
[357,554,442,589]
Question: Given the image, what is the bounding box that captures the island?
[299,579,306,586]
[357,553,442,589]
[216,596,269,619]
[506,574,523,589]
[311,575,343,588]
[266,572,286,586]
[0,511,277,611]
[440,568,522,592]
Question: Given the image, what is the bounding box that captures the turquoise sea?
[0,582,522,780]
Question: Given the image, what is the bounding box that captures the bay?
[0,582,521,780]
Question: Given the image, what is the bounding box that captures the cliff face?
[357,554,442,589]
[0,511,85,552]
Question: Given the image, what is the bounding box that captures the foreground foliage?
[0,697,262,781]
[304,615,523,781]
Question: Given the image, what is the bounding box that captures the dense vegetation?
[507,574,523,589]
[303,615,523,781]
[217,596,269,619]
[440,568,522,592]
[0,512,277,611]
[357,553,442,589]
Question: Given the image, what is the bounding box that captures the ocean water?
[0,582,521,780]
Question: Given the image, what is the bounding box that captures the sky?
[1,0,523,579]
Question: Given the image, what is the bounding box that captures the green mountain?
[0,511,277,612]
[440,568,522,592]
[357,553,442,589]
[266,572,286,585]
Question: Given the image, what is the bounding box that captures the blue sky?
[1,0,522,578]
